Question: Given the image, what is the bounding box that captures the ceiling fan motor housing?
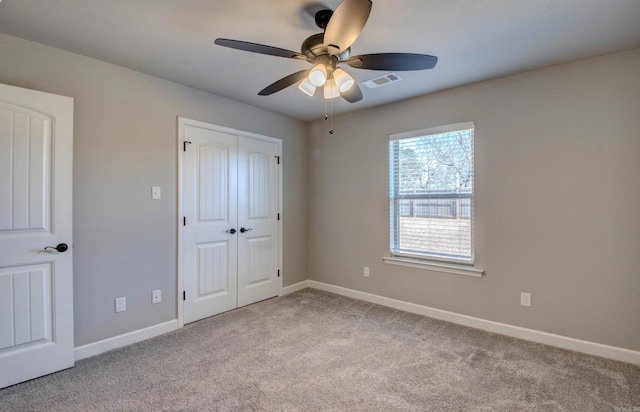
[301,33,351,62]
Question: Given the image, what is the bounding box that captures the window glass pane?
[390,126,474,263]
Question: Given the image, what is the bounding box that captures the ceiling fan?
[214,0,437,103]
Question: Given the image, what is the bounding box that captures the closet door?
[182,125,238,324]
[237,137,279,307]
[180,119,280,325]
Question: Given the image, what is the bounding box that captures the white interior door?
[0,83,74,389]
[237,137,279,307]
[182,125,238,324]
[180,118,280,325]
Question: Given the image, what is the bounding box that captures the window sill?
[382,256,485,278]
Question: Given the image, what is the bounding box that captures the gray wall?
[308,48,640,351]
[2,31,638,354]
[0,33,309,346]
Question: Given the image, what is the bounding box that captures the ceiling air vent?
[362,73,403,89]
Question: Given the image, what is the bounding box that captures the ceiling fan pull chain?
[324,95,328,120]
[329,98,334,135]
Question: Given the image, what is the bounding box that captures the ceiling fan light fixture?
[298,77,317,96]
[309,64,327,87]
[333,68,355,92]
[324,78,340,99]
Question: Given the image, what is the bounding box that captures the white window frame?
[384,121,484,277]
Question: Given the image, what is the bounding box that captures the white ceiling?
[1,0,639,122]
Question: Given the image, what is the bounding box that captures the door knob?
[225,228,237,234]
[240,227,253,233]
[44,243,69,252]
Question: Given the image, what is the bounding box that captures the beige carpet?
[1,288,639,411]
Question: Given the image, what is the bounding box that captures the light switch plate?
[152,186,161,199]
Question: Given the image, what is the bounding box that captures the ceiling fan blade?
[323,0,372,56]
[346,53,438,71]
[258,70,311,96]
[215,38,307,60]
[341,83,363,103]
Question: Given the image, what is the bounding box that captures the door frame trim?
[176,117,283,328]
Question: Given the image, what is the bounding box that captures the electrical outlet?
[115,297,126,313]
[152,289,161,304]
[364,267,370,277]
[520,292,531,307]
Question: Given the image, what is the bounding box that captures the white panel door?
[0,83,74,389]
[180,118,280,325]
[182,125,238,324]
[237,137,279,307]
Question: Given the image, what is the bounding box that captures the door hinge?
[275,155,280,165]
[183,216,186,226]
[183,140,192,152]
[277,213,280,221]
[277,269,280,277]
[183,291,186,301]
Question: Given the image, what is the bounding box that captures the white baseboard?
[74,320,178,361]
[308,280,640,366]
[75,281,310,362]
[73,283,640,366]
[280,280,310,296]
